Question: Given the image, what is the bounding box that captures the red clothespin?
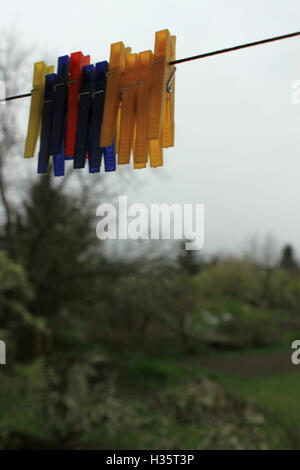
[65,52,90,157]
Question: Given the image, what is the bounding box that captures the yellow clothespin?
[118,53,138,164]
[161,36,176,148]
[24,62,54,158]
[148,30,172,167]
[133,50,153,167]
[100,42,126,147]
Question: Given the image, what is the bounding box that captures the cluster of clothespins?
[23,29,176,176]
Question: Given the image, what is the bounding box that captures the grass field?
[115,348,300,449]
[1,347,300,449]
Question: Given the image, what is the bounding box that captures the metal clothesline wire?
[0,30,299,103]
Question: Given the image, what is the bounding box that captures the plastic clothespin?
[118,53,138,164]
[100,42,126,147]
[87,61,108,173]
[87,61,117,173]
[132,125,146,169]
[115,47,132,155]
[115,103,121,155]
[73,64,95,169]
[24,62,54,158]
[51,55,70,176]
[161,36,176,148]
[37,73,57,173]
[133,50,153,167]
[103,140,116,171]
[148,30,173,167]
[148,30,172,139]
[65,52,90,158]
[149,139,163,168]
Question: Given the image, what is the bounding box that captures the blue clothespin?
[74,64,95,169]
[88,61,107,173]
[87,61,117,173]
[51,55,70,176]
[37,73,56,173]
[103,140,116,171]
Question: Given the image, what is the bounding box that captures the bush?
[195,258,264,305]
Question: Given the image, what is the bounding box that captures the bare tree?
[0,30,31,256]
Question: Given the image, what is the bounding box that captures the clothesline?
[1,30,299,103]
[169,30,300,65]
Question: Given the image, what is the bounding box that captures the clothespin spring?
[167,67,176,93]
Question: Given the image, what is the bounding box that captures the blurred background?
[0,0,300,450]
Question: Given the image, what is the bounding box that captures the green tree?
[279,244,298,271]
[12,174,106,356]
[0,249,47,362]
[177,240,200,275]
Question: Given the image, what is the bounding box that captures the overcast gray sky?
[1,0,300,258]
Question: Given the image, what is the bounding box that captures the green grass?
[123,353,300,422]
[120,352,300,449]
[217,370,300,423]
[1,350,300,449]
[211,369,300,450]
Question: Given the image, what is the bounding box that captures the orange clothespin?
[133,50,153,167]
[161,36,176,148]
[149,139,163,167]
[24,62,54,158]
[133,124,146,169]
[147,29,173,167]
[100,42,126,147]
[115,104,121,155]
[115,47,132,155]
[118,53,138,164]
